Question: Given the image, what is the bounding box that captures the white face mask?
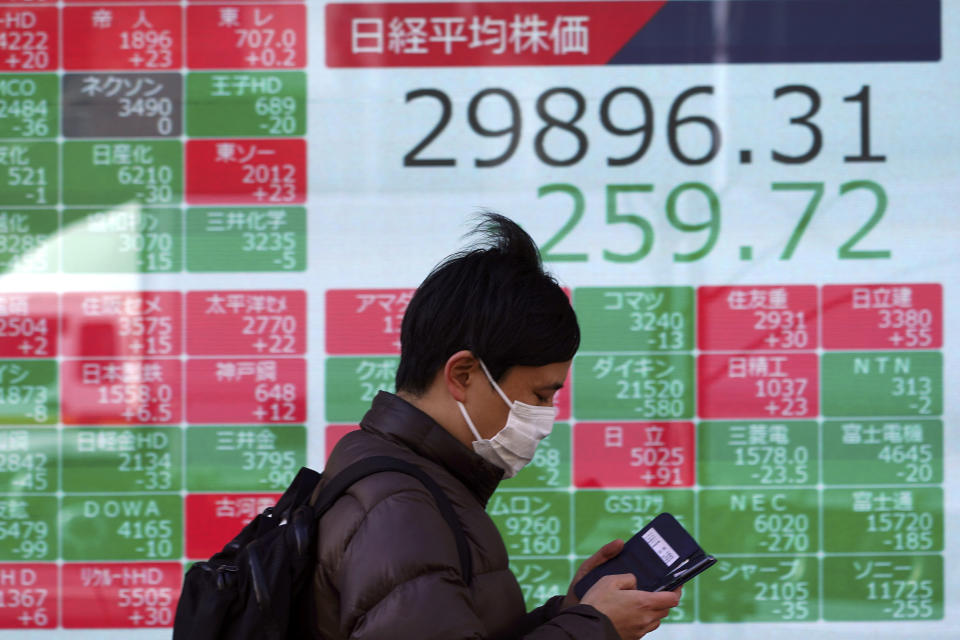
[456,359,558,478]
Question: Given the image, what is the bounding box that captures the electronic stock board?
[0,0,955,637]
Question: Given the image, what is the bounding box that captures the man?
[313,214,680,639]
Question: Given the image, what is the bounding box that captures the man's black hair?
[395,213,580,394]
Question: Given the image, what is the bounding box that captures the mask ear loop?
[477,359,513,408]
[457,401,484,442]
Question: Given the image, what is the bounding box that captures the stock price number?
[403,84,883,167]
[537,180,890,263]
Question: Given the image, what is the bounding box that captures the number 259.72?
[539,181,890,263]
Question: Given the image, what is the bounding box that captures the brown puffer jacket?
[311,391,619,639]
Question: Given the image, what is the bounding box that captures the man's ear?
[443,350,477,403]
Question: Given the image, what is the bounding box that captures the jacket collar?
[360,391,504,507]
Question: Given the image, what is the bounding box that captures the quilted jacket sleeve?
[327,485,619,640]
[328,481,481,639]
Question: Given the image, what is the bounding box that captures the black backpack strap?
[274,467,322,517]
[314,455,473,585]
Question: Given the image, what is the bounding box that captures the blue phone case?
[573,512,715,599]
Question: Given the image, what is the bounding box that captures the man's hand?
[581,575,680,640]
[563,539,682,639]
[562,538,624,609]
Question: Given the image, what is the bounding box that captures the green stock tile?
[822,420,942,485]
[823,488,943,553]
[0,496,56,561]
[489,490,571,557]
[62,427,182,493]
[697,489,819,554]
[0,428,57,493]
[0,360,56,425]
[62,141,182,206]
[498,423,570,490]
[186,72,307,137]
[325,357,398,423]
[0,142,57,206]
[186,425,306,491]
[821,352,942,417]
[0,209,57,273]
[186,207,306,272]
[0,74,58,139]
[61,494,182,561]
[572,489,694,556]
[510,558,573,610]
[573,355,694,420]
[62,207,182,273]
[699,556,818,622]
[697,421,818,487]
[823,554,943,621]
[574,287,694,352]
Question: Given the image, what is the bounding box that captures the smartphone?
[653,554,716,591]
